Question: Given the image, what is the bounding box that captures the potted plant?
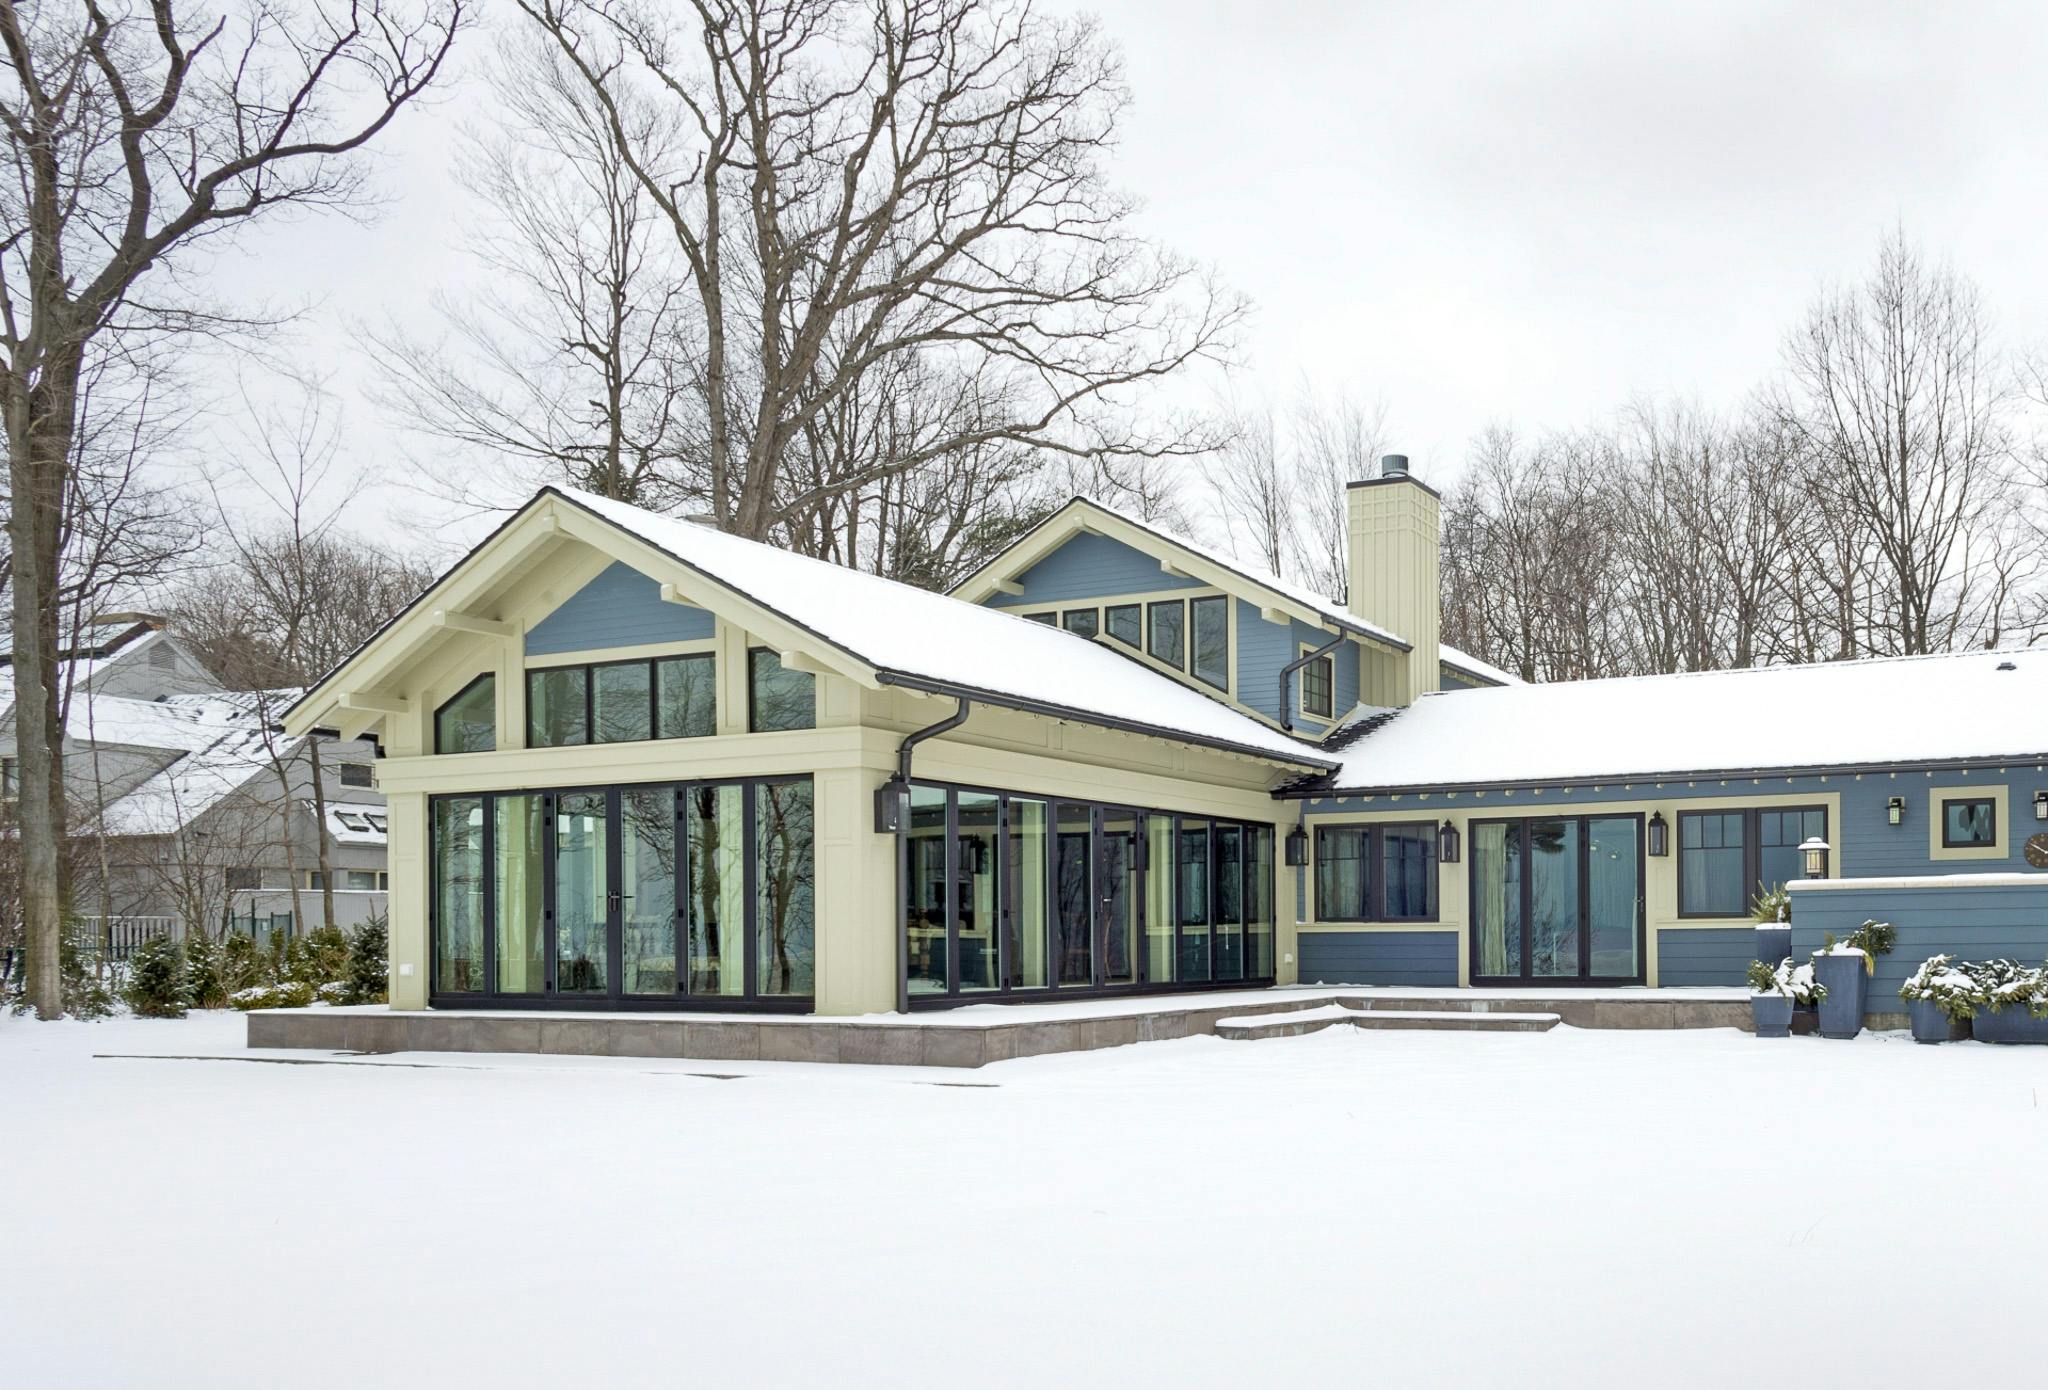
[1897,954,1976,1043]
[1812,919,1896,1040]
[1746,956,1822,1038]
[1751,883,1792,972]
[1968,959,2048,1045]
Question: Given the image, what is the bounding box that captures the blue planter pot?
[1751,995,1793,1038]
[1907,998,1965,1044]
[1972,1007,2048,1045]
[1754,925,1791,966]
[1814,954,1869,1039]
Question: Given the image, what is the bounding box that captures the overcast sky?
[212,0,2048,550]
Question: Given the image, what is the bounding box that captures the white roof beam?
[431,610,515,639]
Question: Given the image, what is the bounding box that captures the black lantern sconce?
[1799,836,1830,879]
[874,775,909,834]
[1436,819,1461,864]
[1646,811,1668,858]
[1285,824,1309,867]
[1887,796,1906,827]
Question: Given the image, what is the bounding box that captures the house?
[281,460,2048,1019]
[0,616,389,944]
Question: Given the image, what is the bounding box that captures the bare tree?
[1,0,462,1017]
[511,0,1242,541]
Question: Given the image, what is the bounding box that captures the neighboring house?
[282,465,2048,1020]
[0,616,388,941]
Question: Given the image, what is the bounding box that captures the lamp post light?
[1799,836,1830,879]
[1887,796,1905,827]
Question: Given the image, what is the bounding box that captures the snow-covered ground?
[4,1012,2044,1388]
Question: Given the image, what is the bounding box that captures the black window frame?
[524,653,720,748]
[1299,648,1335,720]
[433,673,498,755]
[1941,795,1998,848]
[1676,805,1828,918]
[1467,813,1647,986]
[1312,821,1438,923]
[338,761,375,788]
[1190,594,1229,691]
[1105,603,1142,647]
[748,646,817,732]
[1147,599,1185,669]
[1061,608,1100,639]
[1022,611,1057,626]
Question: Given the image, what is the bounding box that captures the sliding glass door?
[1470,815,1644,985]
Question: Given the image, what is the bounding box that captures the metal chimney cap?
[1380,454,1410,478]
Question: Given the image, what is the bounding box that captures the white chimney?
[1346,454,1440,706]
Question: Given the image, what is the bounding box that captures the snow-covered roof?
[1440,644,1519,687]
[1315,649,2048,793]
[325,802,389,845]
[556,489,1333,769]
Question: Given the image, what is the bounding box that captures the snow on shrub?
[1746,956,1825,1004]
[1813,919,1897,976]
[1898,954,1982,1022]
[229,980,317,1012]
[1971,959,2048,1019]
[315,982,351,1006]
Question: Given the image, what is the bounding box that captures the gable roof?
[950,497,1411,652]
[1440,645,1519,687]
[72,690,298,836]
[1299,648,2048,794]
[290,488,1335,771]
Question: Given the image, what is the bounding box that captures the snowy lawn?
[4,1013,2045,1388]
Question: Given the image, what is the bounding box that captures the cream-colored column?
[1275,847,1301,985]
[714,621,750,735]
[811,761,902,1016]
[382,790,430,1010]
[1346,472,1441,706]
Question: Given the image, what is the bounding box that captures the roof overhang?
[1282,753,2048,800]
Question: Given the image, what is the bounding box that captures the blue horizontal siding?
[1657,927,1758,986]
[983,532,1201,609]
[1235,603,1357,733]
[526,561,715,656]
[1299,930,1459,986]
[1791,883,2048,1021]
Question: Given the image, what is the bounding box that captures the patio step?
[1216,1004,1561,1040]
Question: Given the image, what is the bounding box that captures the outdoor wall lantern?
[1437,819,1462,865]
[1646,811,1668,858]
[1284,824,1309,867]
[2035,789,2047,822]
[1887,796,1906,827]
[1799,836,1831,879]
[874,775,909,834]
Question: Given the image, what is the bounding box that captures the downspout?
[1279,632,1346,733]
[889,696,972,1013]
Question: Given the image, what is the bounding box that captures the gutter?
[872,670,1334,771]
[889,696,972,1015]
[1277,752,2048,801]
[1278,632,1346,734]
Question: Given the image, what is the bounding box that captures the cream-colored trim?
[523,637,719,668]
[1296,642,1337,724]
[1298,789,1843,987]
[1928,783,2010,861]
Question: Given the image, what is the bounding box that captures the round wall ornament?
[2026,833,2048,869]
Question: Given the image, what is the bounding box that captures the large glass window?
[1314,826,1370,921]
[1100,808,1140,987]
[527,668,588,748]
[1178,819,1211,982]
[593,661,654,743]
[1106,604,1142,648]
[1381,824,1435,920]
[1056,803,1093,986]
[1528,818,1581,978]
[1061,609,1099,640]
[749,649,816,732]
[1680,806,1826,917]
[958,791,1001,992]
[1213,824,1243,981]
[1145,814,1175,984]
[907,785,949,996]
[433,797,485,991]
[1943,797,1997,848]
[495,795,545,994]
[687,784,745,995]
[1009,799,1050,990]
[1247,827,1275,979]
[435,675,496,754]
[657,654,717,739]
[756,780,815,995]
[428,777,812,1008]
[1147,600,1185,669]
[1191,595,1229,691]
